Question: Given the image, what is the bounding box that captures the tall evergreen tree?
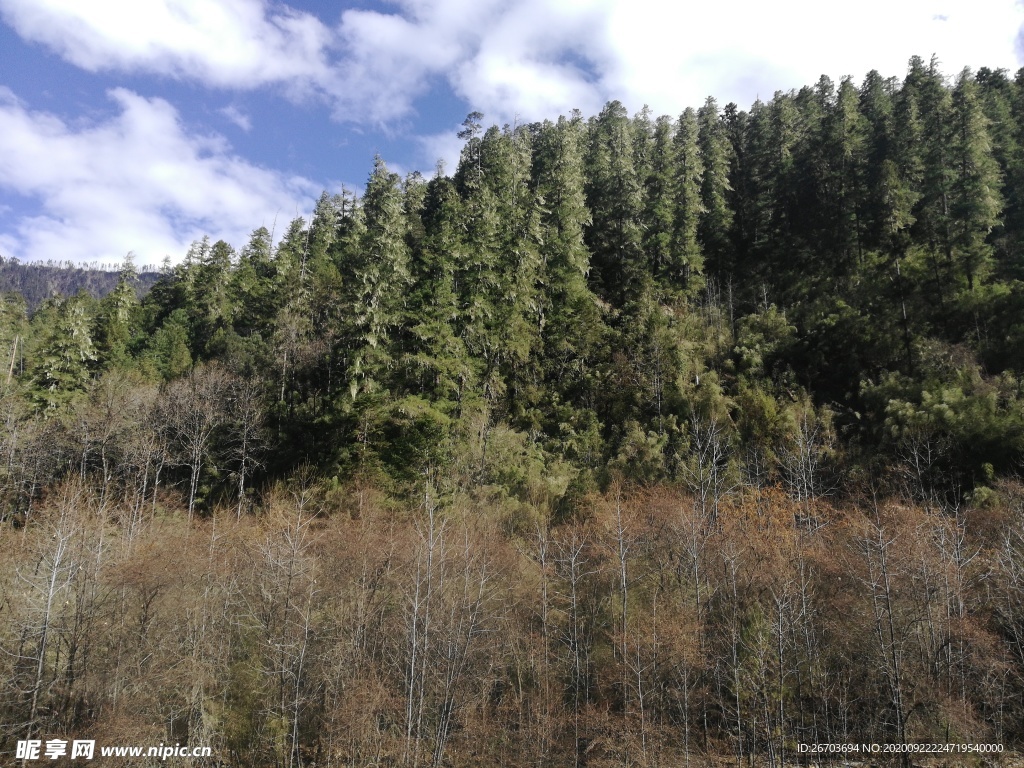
[642,115,678,292]
[670,107,706,296]
[823,77,868,271]
[192,239,234,358]
[912,56,957,305]
[231,226,277,339]
[401,171,471,407]
[999,68,1024,278]
[696,97,733,278]
[305,191,346,338]
[29,294,97,411]
[725,101,757,282]
[481,124,543,401]
[976,67,1023,278]
[949,68,1003,290]
[348,157,411,399]
[533,115,607,459]
[94,254,139,369]
[859,69,898,251]
[585,101,647,304]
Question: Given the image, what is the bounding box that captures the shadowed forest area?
[3,56,1024,766]
[0,257,161,312]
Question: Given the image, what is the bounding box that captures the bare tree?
[858,511,910,761]
[681,412,732,523]
[226,375,266,518]
[553,524,600,767]
[163,364,231,522]
[778,403,834,518]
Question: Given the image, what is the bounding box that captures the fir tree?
[949,68,1003,290]
[348,156,411,399]
[29,294,97,411]
[585,101,647,304]
[672,107,706,295]
[642,115,678,292]
[696,97,733,278]
[94,254,139,369]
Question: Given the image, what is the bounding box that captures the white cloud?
[220,104,252,131]
[458,0,1023,120]
[416,129,469,176]
[3,0,1023,146]
[331,0,610,124]
[348,0,1024,128]
[329,5,467,123]
[589,0,1024,114]
[0,0,334,94]
[0,88,319,264]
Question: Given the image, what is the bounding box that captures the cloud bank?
[0,88,318,264]
[3,0,1022,124]
[0,0,333,96]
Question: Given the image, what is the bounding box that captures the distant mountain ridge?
[0,256,161,311]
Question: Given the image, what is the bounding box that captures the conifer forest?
[6,57,1024,766]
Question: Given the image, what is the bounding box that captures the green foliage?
[696,97,732,276]
[585,101,647,302]
[348,157,412,400]
[8,58,1024,500]
[732,304,796,381]
[28,294,97,411]
[670,107,705,294]
[143,308,193,380]
[94,254,140,369]
[863,339,1024,484]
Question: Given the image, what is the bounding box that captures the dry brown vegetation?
[2,474,1023,767]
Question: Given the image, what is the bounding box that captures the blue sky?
[1,0,1023,266]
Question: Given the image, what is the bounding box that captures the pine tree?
[912,56,957,305]
[192,239,234,358]
[859,69,898,251]
[766,90,800,261]
[348,156,411,399]
[94,254,139,369]
[482,124,543,394]
[29,294,97,411]
[949,68,1003,290]
[231,226,277,338]
[273,216,310,313]
[786,77,834,283]
[642,115,677,291]
[453,126,502,405]
[733,93,798,295]
[451,122,544,418]
[824,77,868,271]
[696,97,733,278]
[672,107,705,295]
[400,170,472,407]
[999,68,1024,279]
[306,191,346,330]
[0,292,27,394]
[533,115,607,460]
[145,308,193,380]
[308,191,340,273]
[889,68,925,244]
[585,101,647,304]
[725,101,758,281]
[876,65,925,369]
[976,67,1022,278]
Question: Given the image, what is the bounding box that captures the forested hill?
[7,55,1021,496]
[0,256,161,310]
[3,56,1024,765]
